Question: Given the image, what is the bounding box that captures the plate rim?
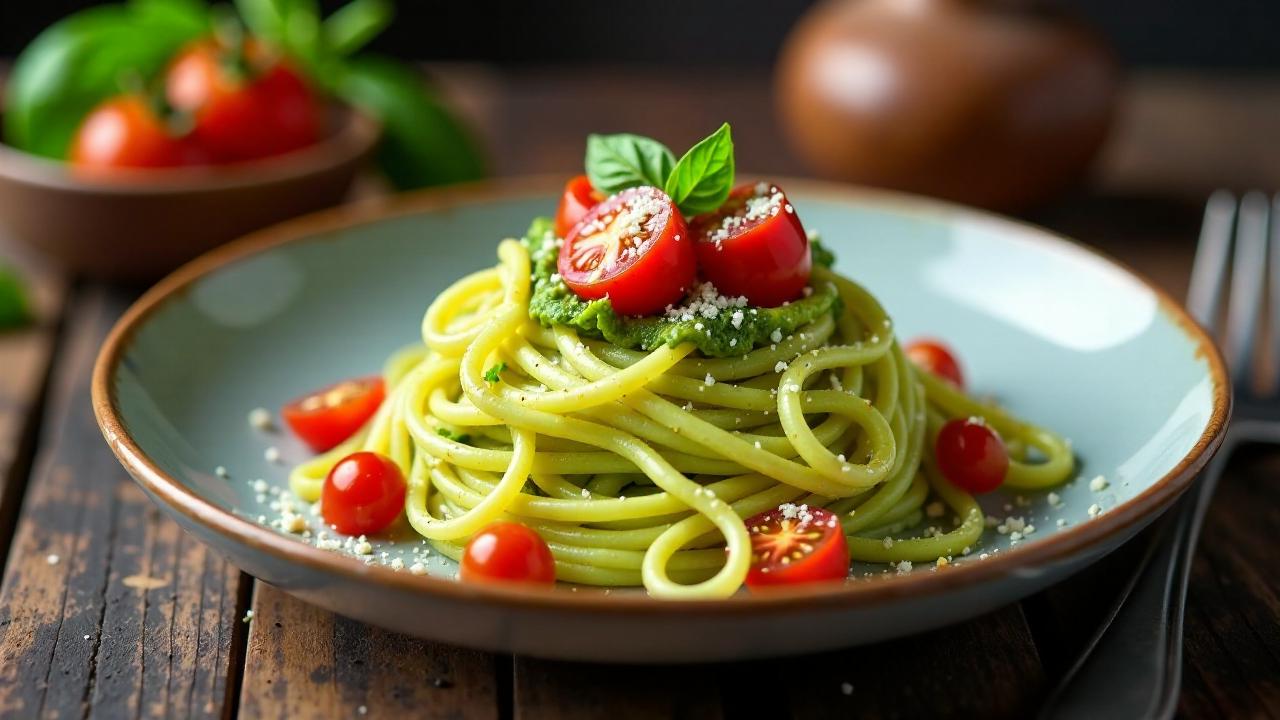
[91,175,1231,614]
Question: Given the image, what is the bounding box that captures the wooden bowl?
[0,108,379,281]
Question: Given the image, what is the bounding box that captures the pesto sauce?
[522,217,840,358]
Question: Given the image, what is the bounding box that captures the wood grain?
[240,583,500,719]
[512,657,722,720]
[0,286,248,719]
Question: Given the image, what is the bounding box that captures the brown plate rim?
[91,176,1231,616]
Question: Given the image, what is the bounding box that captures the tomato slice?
[935,418,1008,494]
[744,504,849,588]
[558,186,696,316]
[460,522,556,585]
[322,451,406,535]
[554,175,604,238]
[691,182,812,307]
[282,376,385,453]
[904,338,965,389]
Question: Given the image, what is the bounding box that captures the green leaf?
[3,4,209,158]
[333,55,485,189]
[324,0,394,57]
[483,362,507,383]
[585,133,675,194]
[664,123,734,216]
[436,427,471,445]
[0,264,32,330]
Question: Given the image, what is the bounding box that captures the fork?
[1042,191,1278,719]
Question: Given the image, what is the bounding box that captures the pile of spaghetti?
[290,221,1075,599]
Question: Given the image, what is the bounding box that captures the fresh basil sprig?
[585,134,676,194]
[583,124,735,217]
[664,123,734,216]
[0,263,32,331]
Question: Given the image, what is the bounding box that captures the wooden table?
[0,67,1277,719]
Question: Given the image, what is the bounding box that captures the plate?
[93,178,1229,662]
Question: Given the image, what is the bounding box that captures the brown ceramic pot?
[0,108,379,281]
[775,0,1119,211]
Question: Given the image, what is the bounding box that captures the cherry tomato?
[904,339,965,389]
[691,182,812,307]
[935,418,1009,494]
[558,186,696,316]
[166,39,321,162]
[744,504,849,589]
[321,451,406,535]
[70,95,202,170]
[459,522,556,585]
[282,376,385,453]
[554,174,604,237]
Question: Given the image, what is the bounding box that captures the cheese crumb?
[410,562,428,575]
[252,479,268,494]
[215,466,229,478]
[774,361,788,373]
[248,408,273,431]
[1047,492,1061,506]
[1088,503,1102,517]
[1089,475,1109,492]
[894,560,913,574]
[353,539,374,556]
[264,446,281,463]
[242,610,254,623]
[704,373,716,386]
[46,554,59,565]
[390,558,404,571]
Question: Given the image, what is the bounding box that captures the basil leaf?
[585,133,675,194]
[0,264,32,330]
[334,56,486,189]
[324,0,394,57]
[664,123,734,216]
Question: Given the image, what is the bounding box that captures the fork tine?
[1187,190,1237,330]
[1225,191,1270,387]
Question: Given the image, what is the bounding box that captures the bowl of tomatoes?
[0,0,482,281]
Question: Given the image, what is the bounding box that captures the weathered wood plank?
[773,605,1045,719]
[240,583,500,719]
[513,656,722,720]
[0,245,66,564]
[0,286,247,719]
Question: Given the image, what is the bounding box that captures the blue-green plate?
[93,178,1229,662]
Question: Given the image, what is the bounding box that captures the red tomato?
[70,95,201,169]
[935,418,1009,494]
[321,452,406,535]
[691,182,812,307]
[905,339,965,389]
[743,504,849,589]
[282,377,385,453]
[166,39,321,162]
[554,175,604,237]
[558,186,696,316]
[459,522,556,585]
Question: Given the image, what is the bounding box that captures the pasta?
[289,228,1075,599]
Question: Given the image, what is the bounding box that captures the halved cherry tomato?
[554,174,604,238]
[691,182,811,307]
[166,39,321,162]
[460,522,556,585]
[282,376,385,453]
[935,418,1008,494]
[70,95,203,170]
[905,339,965,389]
[321,451,406,535]
[744,504,849,588]
[558,186,695,316]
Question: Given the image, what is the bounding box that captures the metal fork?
[1042,191,1279,719]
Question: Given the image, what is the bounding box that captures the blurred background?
[4,0,1280,69]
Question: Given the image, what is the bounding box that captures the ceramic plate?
[93,178,1229,662]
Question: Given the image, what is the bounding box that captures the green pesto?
[521,217,840,358]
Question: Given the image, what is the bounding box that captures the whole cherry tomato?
[905,338,965,389]
[70,95,203,170]
[935,418,1009,494]
[558,185,696,316]
[691,182,812,307]
[460,522,556,585]
[321,451,406,535]
[166,39,321,162]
